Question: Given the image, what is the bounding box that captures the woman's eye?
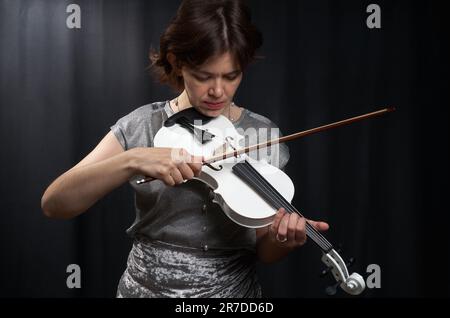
[195,75,210,81]
[193,73,240,81]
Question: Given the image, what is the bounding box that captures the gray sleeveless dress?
[110,101,290,298]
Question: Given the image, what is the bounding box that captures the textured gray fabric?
[110,101,290,297]
[117,238,262,298]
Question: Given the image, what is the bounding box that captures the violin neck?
[232,160,334,253]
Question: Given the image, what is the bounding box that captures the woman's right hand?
[129,147,203,186]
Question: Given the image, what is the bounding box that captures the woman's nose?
[208,80,223,98]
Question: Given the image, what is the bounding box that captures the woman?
[41,0,329,298]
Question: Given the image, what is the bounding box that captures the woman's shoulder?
[245,109,276,126]
[118,101,168,123]
[110,101,169,150]
[112,100,171,129]
[238,107,282,130]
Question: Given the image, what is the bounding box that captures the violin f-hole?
[204,162,223,171]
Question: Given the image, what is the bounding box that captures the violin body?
[154,113,294,228]
[198,159,294,228]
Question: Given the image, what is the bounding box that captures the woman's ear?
[167,52,182,76]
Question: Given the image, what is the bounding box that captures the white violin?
[136,106,395,295]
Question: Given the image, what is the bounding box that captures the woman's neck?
[176,90,191,111]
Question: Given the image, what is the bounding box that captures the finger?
[190,154,204,177]
[162,174,176,187]
[169,167,184,184]
[187,161,203,177]
[295,216,307,244]
[155,166,175,186]
[307,219,329,231]
[270,208,286,235]
[277,210,290,240]
[181,151,203,175]
[177,162,195,180]
[287,213,298,242]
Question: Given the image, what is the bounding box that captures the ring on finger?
[276,233,288,243]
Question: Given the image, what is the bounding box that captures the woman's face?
[181,51,243,117]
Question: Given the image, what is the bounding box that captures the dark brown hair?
[149,0,263,92]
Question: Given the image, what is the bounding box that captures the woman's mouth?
[204,101,225,110]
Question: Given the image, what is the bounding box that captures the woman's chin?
[197,107,223,118]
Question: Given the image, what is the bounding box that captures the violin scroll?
[321,249,365,295]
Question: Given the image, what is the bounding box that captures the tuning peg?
[320,266,331,278]
[346,257,355,267]
[320,256,356,275]
[325,281,340,296]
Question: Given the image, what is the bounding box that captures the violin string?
[236,161,333,251]
[233,161,333,251]
[240,161,333,251]
[239,171,331,251]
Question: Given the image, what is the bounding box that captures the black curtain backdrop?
[0,0,449,298]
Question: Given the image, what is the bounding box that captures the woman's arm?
[41,131,133,219]
[41,131,203,219]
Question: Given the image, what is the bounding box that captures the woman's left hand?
[269,207,329,248]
